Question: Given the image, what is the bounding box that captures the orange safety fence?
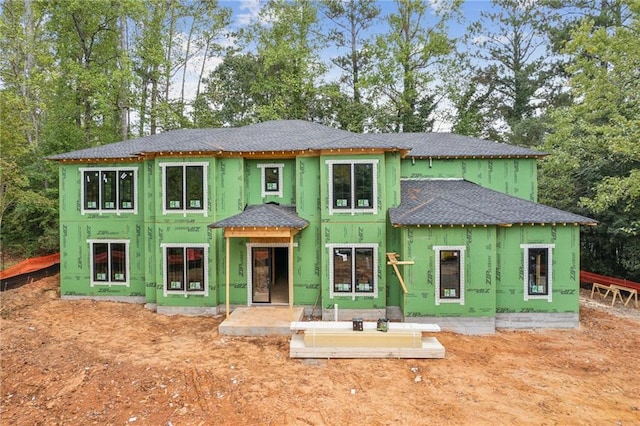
[0,253,60,290]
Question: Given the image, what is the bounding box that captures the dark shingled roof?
[208,204,309,229]
[389,179,597,226]
[47,120,409,161]
[47,120,544,161]
[371,133,544,158]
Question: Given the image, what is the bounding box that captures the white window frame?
[257,163,284,198]
[161,243,209,297]
[80,167,138,215]
[326,159,378,215]
[521,243,554,302]
[326,243,378,300]
[88,239,130,287]
[160,162,208,217]
[434,245,466,306]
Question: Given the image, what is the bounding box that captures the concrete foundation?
[496,312,579,330]
[408,316,497,335]
[156,305,219,316]
[62,295,145,304]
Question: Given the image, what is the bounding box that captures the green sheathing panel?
[244,159,296,205]
[295,156,322,305]
[143,160,157,303]
[319,153,388,312]
[385,152,403,308]
[400,226,496,319]
[150,157,218,308]
[496,225,580,315]
[401,158,537,201]
[213,157,245,304]
[58,163,146,299]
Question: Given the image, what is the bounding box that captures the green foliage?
[541,1,640,280]
[366,0,461,133]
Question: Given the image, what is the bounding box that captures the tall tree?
[321,0,380,131]
[540,1,640,280]
[246,0,326,121]
[465,0,562,146]
[368,0,460,133]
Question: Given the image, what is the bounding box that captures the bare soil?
[1,275,639,426]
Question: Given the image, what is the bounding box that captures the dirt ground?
[1,276,638,426]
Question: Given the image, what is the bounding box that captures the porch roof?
[209,204,309,230]
[389,179,597,227]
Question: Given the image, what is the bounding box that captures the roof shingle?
[208,204,309,229]
[389,179,596,226]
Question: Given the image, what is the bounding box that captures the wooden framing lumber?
[290,335,445,359]
[386,252,413,294]
[610,284,638,308]
[291,321,440,333]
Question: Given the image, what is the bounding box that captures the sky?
[174,0,501,130]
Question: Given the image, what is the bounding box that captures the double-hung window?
[521,244,554,302]
[434,246,466,305]
[327,160,378,214]
[257,163,284,198]
[161,162,208,216]
[162,244,209,296]
[327,244,378,299]
[88,239,129,287]
[81,167,137,215]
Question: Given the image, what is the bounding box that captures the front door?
[251,246,289,304]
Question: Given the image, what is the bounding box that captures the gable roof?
[389,179,596,227]
[208,204,309,229]
[47,120,543,161]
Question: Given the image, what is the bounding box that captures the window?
[161,162,208,216]
[327,244,378,299]
[521,244,554,302]
[80,168,137,214]
[88,240,129,287]
[257,163,284,198]
[162,244,209,296]
[434,246,466,305]
[327,160,378,214]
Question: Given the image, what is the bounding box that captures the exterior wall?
[401,158,538,201]
[244,159,296,205]
[294,157,322,306]
[495,225,580,328]
[317,153,393,318]
[398,226,497,324]
[149,157,218,310]
[58,163,146,300]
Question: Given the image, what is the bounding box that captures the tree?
[465,0,560,146]
[540,1,640,280]
[321,0,380,131]
[367,0,460,133]
[196,52,262,127]
[246,0,326,121]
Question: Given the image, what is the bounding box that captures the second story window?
[80,167,137,215]
[327,160,378,215]
[161,162,208,216]
[257,163,284,198]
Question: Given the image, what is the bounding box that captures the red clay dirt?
[1,275,639,425]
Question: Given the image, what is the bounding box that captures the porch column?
[289,234,294,319]
[225,235,230,319]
